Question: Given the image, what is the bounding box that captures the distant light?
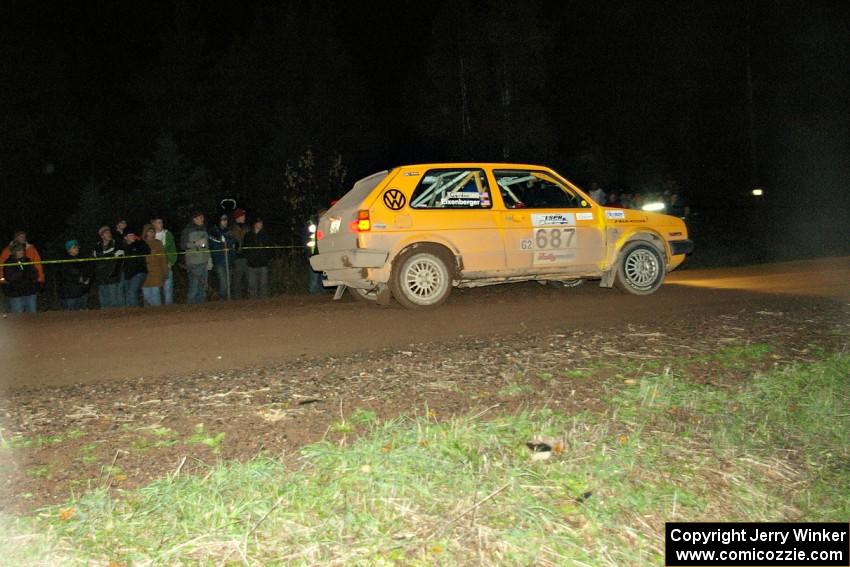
[642,202,666,212]
[752,188,764,196]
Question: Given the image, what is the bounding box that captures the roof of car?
[395,163,553,170]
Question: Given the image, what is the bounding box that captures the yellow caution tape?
[2,245,305,268]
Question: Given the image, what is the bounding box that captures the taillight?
[316,229,324,240]
[351,210,371,232]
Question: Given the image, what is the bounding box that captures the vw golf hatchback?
[310,164,693,308]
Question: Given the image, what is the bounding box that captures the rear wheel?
[350,287,379,303]
[390,247,453,309]
[614,242,665,295]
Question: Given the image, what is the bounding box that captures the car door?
[491,168,606,275]
[404,167,506,276]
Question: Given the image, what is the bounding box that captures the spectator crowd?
[1,208,286,313]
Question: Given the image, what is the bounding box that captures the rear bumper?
[310,249,389,271]
[670,239,694,255]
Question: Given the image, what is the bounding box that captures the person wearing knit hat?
[92,225,125,308]
[229,208,249,299]
[0,230,45,286]
[2,240,39,313]
[58,239,91,310]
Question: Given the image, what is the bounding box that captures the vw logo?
[383,189,407,210]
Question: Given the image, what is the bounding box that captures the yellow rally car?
[310,164,693,308]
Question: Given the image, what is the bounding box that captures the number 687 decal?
[520,228,577,251]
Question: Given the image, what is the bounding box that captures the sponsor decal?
[403,171,420,176]
[373,223,387,229]
[614,218,647,224]
[532,213,575,226]
[532,251,576,265]
[576,212,594,221]
[605,209,625,219]
[383,189,407,210]
[329,217,341,234]
[440,191,482,207]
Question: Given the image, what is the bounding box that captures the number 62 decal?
[520,228,577,251]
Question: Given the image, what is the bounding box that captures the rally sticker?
[532,213,575,226]
[440,191,481,207]
[576,212,594,221]
[532,251,576,265]
[605,209,625,219]
[329,217,341,234]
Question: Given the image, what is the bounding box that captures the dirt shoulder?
[2,257,847,390]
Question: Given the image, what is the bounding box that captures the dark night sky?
[1,1,848,253]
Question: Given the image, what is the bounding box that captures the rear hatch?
[317,170,391,254]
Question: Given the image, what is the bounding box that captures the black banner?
[666,522,849,566]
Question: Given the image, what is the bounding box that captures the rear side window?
[410,169,492,209]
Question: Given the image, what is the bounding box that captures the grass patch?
[1,434,66,450]
[2,355,847,565]
[25,466,51,479]
[184,424,226,454]
[498,382,532,397]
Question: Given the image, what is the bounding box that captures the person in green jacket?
[151,214,178,304]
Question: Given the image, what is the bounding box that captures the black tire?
[350,287,379,303]
[614,242,666,295]
[390,246,453,309]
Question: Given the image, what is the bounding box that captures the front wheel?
[390,248,453,309]
[614,242,666,295]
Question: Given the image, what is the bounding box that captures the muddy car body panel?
[310,163,693,305]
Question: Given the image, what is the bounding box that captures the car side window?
[494,170,590,209]
[410,169,492,209]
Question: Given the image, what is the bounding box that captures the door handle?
[505,214,525,222]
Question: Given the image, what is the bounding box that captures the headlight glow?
[642,202,666,212]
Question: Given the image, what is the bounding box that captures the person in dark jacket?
[209,213,236,300]
[242,217,271,298]
[122,227,149,307]
[229,208,249,299]
[93,226,125,309]
[57,240,91,310]
[2,242,39,313]
[180,211,211,304]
